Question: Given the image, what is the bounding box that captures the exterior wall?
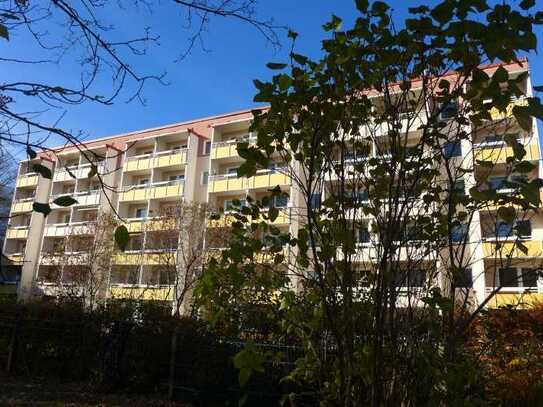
[2,61,542,309]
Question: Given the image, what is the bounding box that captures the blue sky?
[2,0,543,157]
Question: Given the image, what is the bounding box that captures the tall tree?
[197,0,543,405]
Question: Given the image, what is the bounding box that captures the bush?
[468,304,543,405]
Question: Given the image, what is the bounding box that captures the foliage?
[196,0,543,405]
[469,304,543,405]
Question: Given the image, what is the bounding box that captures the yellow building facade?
[2,61,543,308]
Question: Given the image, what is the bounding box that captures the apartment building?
[2,60,542,308]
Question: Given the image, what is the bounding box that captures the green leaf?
[278,74,292,91]
[520,0,535,10]
[0,23,9,40]
[356,0,369,12]
[53,195,78,207]
[114,225,129,251]
[430,2,453,24]
[323,14,342,31]
[33,202,51,217]
[371,1,389,14]
[268,206,279,222]
[32,164,52,179]
[514,161,536,173]
[290,53,308,65]
[512,106,532,131]
[87,164,97,178]
[497,206,515,224]
[266,62,287,70]
[493,66,508,83]
[26,146,37,159]
[521,181,541,206]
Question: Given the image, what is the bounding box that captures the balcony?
[16,173,38,188]
[11,198,33,214]
[488,97,529,121]
[123,149,188,172]
[485,291,543,309]
[4,253,24,264]
[109,286,174,301]
[6,226,29,239]
[474,142,539,163]
[44,221,94,237]
[53,163,105,182]
[211,137,255,160]
[125,217,178,232]
[208,208,291,228]
[119,180,184,202]
[50,191,100,207]
[482,239,543,258]
[112,251,177,265]
[208,169,290,193]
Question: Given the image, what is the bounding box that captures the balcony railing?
[208,168,290,193]
[53,162,105,182]
[488,97,529,121]
[123,148,188,172]
[50,190,100,207]
[16,173,38,188]
[44,221,96,237]
[109,286,174,301]
[119,180,184,202]
[112,251,178,265]
[125,216,179,232]
[482,239,543,258]
[207,208,291,228]
[210,136,256,160]
[5,226,29,239]
[11,197,34,213]
[474,141,539,163]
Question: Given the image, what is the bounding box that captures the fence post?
[168,323,179,400]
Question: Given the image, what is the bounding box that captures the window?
[273,195,288,208]
[201,171,209,185]
[488,177,507,191]
[443,141,462,158]
[453,268,473,288]
[498,267,539,288]
[521,268,538,288]
[451,224,468,243]
[516,220,531,239]
[496,222,513,238]
[499,268,518,287]
[227,167,239,176]
[135,207,147,218]
[452,179,465,197]
[62,214,71,224]
[203,141,211,156]
[224,199,247,212]
[169,174,184,182]
[110,266,139,285]
[309,193,321,209]
[357,228,370,244]
[138,178,149,185]
[439,101,458,120]
[127,234,144,251]
[482,134,504,145]
[393,269,426,287]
